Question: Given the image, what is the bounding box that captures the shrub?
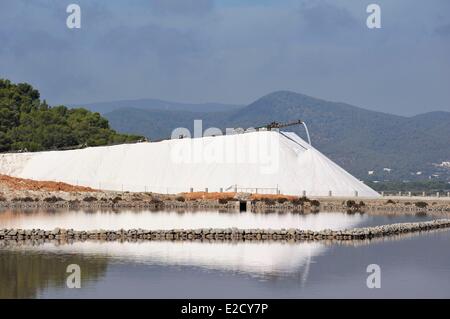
[358,201,366,207]
[175,196,185,202]
[150,198,163,205]
[291,196,310,206]
[276,197,289,204]
[386,199,395,204]
[112,196,122,203]
[300,196,310,202]
[263,198,276,206]
[310,200,320,207]
[346,200,356,208]
[44,196,64,203]
[0,196,6,201]
[218,198,227,204]
[83,196,98,202]
[415,201,428,208]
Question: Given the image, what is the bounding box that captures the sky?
[1,0,450,116]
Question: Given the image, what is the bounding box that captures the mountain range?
[74,91,450,181]
[70,98,243,114]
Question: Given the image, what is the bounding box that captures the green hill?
[0,79,142,152]
[69,98,243,114]
[101,91,450,181]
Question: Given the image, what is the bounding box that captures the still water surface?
[0,209,449,298]
[0,208,437,230]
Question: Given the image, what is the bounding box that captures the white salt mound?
[0,131,379,197]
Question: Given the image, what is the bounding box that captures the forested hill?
[101,91,450,181]
[0,79,142,152]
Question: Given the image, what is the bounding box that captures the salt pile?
[0,130,379,197]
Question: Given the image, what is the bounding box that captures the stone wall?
[1,219,449,243]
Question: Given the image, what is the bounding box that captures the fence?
[380,191,450,198]
[50,178,450,198]
[65,180,281,195]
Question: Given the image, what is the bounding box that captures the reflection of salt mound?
[12,206,363,276]
[0,131,379,197]
[15,241,325,276]
[0,210,368,231]
[4,210,364,277]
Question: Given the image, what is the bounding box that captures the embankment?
[1,174,450,212]
[1,219,450,243]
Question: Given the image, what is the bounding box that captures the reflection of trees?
[0,250,108,299]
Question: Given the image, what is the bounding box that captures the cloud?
[148,0,214,16]
[298,1,359,37]
[435,24,450,37]
[0,0,449,115]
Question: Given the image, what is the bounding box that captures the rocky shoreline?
[1,193,450,213]
[1,174,450,213]
[1,219,449,243]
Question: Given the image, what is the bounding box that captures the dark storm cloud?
[149,0,214,15]
[298,1,359,37]
[96,24,202,58]
[435,24,450,37]
[0,0,449,115]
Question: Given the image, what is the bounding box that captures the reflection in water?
[4,241,324,278]
[0,209,368,231]
[1,208,447,298]
[0,209,365,298]
[0,249,108,299]
[0,240,327,298]
[2,229,450,298]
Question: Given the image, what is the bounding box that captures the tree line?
[0,79,143,152]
